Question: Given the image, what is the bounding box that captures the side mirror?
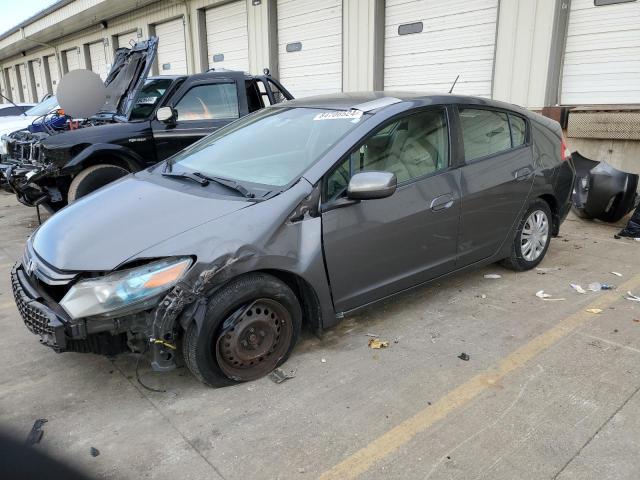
[347,171,397,200]
[156,106,176,124]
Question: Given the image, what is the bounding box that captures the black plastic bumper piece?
[571,152,639,223]
[10,263,128,355]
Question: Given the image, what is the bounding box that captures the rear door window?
[509,114,527,147]
[174,83,239,121]
[459,108,511,162]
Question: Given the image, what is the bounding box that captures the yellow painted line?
[320,274,640,480]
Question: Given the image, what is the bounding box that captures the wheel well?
[259,269,323,335]
[80,155,133,172]
[538,193,560,236]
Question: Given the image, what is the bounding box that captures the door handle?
[514,166,534,182]
[430,194,454,212]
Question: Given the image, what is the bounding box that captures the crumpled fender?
[571,151,639,223]
[61,143,147,174]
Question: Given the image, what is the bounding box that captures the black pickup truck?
[0,37,292,211]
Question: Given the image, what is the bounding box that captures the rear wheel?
[183,273,301,387]
[67,164,129,203]
[501,199,552,271]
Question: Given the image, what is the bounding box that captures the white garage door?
[8,67,18,101]
[89,42,108,80]
[205,1,249,72]
[277,0,342,98]
[117,31,137,50]
[46,55,60,94]
[561,0,640,105]
[64,48,80,73]
[18,64,32,102]
[31,60,45,101]
[156,18,187,75]
[384,0,498,97]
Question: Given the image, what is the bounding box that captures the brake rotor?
[215,298,292,381]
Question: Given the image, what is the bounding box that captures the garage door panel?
[206,1,249,72]
[32,61,45,101]
[384,0,497,95]
[561,0,640,104]
[156,18,187,75]
[19,64,31,102]
[386,0,496,24]
[277,0,342,98]
[45,56,59,94]
[89,42,108,81]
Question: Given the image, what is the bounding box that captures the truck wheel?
[501,199,552,271]
[67,164,129,203]
[183,273,302,387]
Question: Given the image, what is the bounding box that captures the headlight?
[60,257,192,319]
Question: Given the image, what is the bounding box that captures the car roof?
[147,71,264,82]
[281,91,535,118]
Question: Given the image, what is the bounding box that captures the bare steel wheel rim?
[521,209,549,262]
[216,298,293,381]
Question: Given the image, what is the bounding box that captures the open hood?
[102,36,158,115]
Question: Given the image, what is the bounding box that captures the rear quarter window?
[509,114,527,147]
[459,108,511,162]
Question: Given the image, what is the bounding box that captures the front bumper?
[10,262,129,354]
[0,161,55,207]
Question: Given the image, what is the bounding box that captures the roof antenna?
[448,75,460,94]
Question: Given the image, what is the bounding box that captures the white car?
[0,103,34,117]
[0,97,59,154]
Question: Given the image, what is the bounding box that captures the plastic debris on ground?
[368,338,389,349]
[321,358,327,363]
[269,368,296,384]
[458,352,470,361]
[365,333,379,338]
[536,290,566,301]
[90,447,100,457]
[588,282,615,292]
[536,267,562,275]
[25,419,47,446]
[626,292,640,303]
[571,284,587,294]
[611,272,623,277]
[483,274,502,279]
[586,308,603,314]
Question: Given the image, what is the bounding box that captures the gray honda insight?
[11,92,575,386]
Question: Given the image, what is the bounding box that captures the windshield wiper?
[161,170,209,186]
[161,170,255,199]
[193,172,256,199]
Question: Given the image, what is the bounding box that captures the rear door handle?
[514,166,534,181]
[430,193,454,212]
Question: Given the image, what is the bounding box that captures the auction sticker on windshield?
[314,110,363,121]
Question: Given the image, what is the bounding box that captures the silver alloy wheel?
[521,209,549,262]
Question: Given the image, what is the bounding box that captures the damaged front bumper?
[0,161,62,209]
[10,258,192,370]
[571,152,639,223]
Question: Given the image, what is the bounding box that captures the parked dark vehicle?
[571,151,639,222]
[0,38,292,211]
[11,93,574,386]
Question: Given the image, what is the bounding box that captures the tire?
[571,205,594,220]
[501,199,552,271]
[183,273,302,387]
[67,164,129,203]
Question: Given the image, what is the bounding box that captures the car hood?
[32,171,252,271]
[102,37,158,115]
[0,116,38,136]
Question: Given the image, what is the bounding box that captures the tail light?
[561,136,570,162]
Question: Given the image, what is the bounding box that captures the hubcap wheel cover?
[521,209,549,262]
[216,298,292,381]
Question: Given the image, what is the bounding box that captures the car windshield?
[127,78,173,120]
[25,96,58,116]
[170,107,366,187]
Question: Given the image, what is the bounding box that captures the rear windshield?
[170,107,366,187]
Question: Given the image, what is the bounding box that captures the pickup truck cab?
[1,38,292,211]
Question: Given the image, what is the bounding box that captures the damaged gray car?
[11,93,574,386]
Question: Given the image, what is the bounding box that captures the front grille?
[11,268,55,336]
